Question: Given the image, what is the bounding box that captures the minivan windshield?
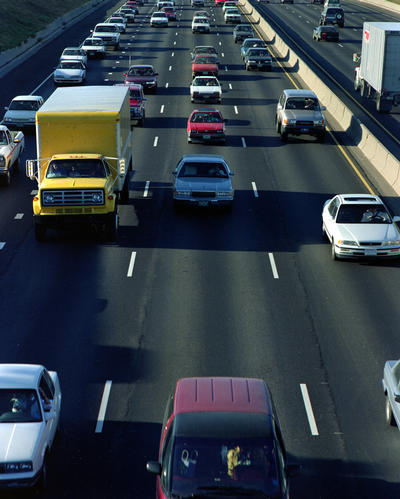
[170,437,280,497]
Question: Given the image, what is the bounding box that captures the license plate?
[203,134,211,140]
[300,128,309,133]
[365,249,377,256]
[198,201,209,206]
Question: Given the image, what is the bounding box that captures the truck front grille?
[41,190,104,206]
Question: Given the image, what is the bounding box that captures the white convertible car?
[0,364,61,489]
[190,76,222,103]
[322,193,400,260]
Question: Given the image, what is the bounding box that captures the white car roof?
[63,47,82,51]
[0,364,44,389]
[11,95,42,102]
[336,194,381,205]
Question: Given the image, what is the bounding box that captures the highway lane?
[250,0,400,160]
[1,0,400,497]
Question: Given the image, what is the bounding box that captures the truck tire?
[376,96,392,113]
[360,79,366,98]
[386,396,396,426]
[34,224,46,242]
[354,72,359,91]
[105,212,118,241]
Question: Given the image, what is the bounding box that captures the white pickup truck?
[0,125,24,185]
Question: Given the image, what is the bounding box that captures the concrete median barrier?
[239,0,400,195]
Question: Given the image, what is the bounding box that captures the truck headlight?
[43,193,55,204]
[92,193,103,203]
[4,461,33,473]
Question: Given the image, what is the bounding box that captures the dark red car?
[161,6,177,20]
[192,55,218,77]
[123,64,158,93]
[187,108,226,143]
[146,377,299,499]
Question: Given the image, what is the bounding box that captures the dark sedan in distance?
[313,25,339,41]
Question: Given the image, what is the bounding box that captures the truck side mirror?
[26,160,36,180]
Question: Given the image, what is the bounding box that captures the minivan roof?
[174,377,272,415]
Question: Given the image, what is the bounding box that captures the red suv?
[187,109,226,143]
[147,377,299,498]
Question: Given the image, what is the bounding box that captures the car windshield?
[0,389,42,423]
[226,8,239,13]
[178,162,228,178]
[336,204,391,224]
[9,100,40,111]
[247,49,269,57]
[193,78,218,86]
[110,18,123,22]
[285,97,319,110]
[239,25,253,31]
[46,159,107,179]
[84,38,103,46]
[96,25,117,32]
[243,39,263,47]
[195,47,216,55]
[170,437,279,498]
[327,8,342,13]
[191,112,222,123]
[59,62,83,69]
[321,26,337,31]
[153,12,166,16]
[129,66,154,75]
[194,56,216,64]
[130,89,142,98]
[64,49,81,55]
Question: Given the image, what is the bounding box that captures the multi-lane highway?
[252,0,400,159]
[1,0,400,497]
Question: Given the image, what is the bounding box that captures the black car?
[313,25,339,41]
[319,7,344,27]
[233,24,254,43]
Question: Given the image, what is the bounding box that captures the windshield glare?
[336,204,391,224]
[0,389,42,423]
[170,437,279,497]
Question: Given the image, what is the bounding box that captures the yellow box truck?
[26,85,132,241]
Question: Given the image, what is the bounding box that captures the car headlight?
[4,461,33,473]
[283,118,296,125]
[337,239,358,246]
[383,240,400,246]
[314,119,325,125]
[217,191,233,197]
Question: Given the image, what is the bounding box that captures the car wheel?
[331,241,337,260]
[35,454,48,491]
[386,396,396,426]
[34,223,46,242]
[280,131,288,142]
[275,118,281,134]
[318,132,325,143]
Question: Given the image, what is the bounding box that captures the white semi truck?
[354,22,400,113]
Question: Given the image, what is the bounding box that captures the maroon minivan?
[147,377,299,498]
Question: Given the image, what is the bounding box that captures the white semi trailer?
[354,22,400,113]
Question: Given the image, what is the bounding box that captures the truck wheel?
[386,396,396,426]
[353,72,359,91]
[119,177,129,204]
[360,80,366,98]
[376,97,392,114]
[105,213,118,241]
[34,224,46,242]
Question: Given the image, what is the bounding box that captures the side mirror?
[4,107,8,110]
[277,103,282,110]
[392,216,400,223]
[229,172,234,176]
[44,411,56,422]
[172,170,177,175]
[146,461,161,475]
[321,105,327,111]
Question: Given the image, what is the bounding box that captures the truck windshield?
[46,159,107,178]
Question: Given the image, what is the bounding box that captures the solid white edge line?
[143,181,150,198]
[127,251,137,277]
[300,383,319,436]
[268,252,279,279]
[95,380,112,433]
[252,181,258,198]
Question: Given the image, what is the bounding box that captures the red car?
[123,64,158,93]
[115,83,146,126]
[146,377,299,499]
[187,108,226,143]
[161,6,177,20]
[191,55,218,77]
[215,0,227,5]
